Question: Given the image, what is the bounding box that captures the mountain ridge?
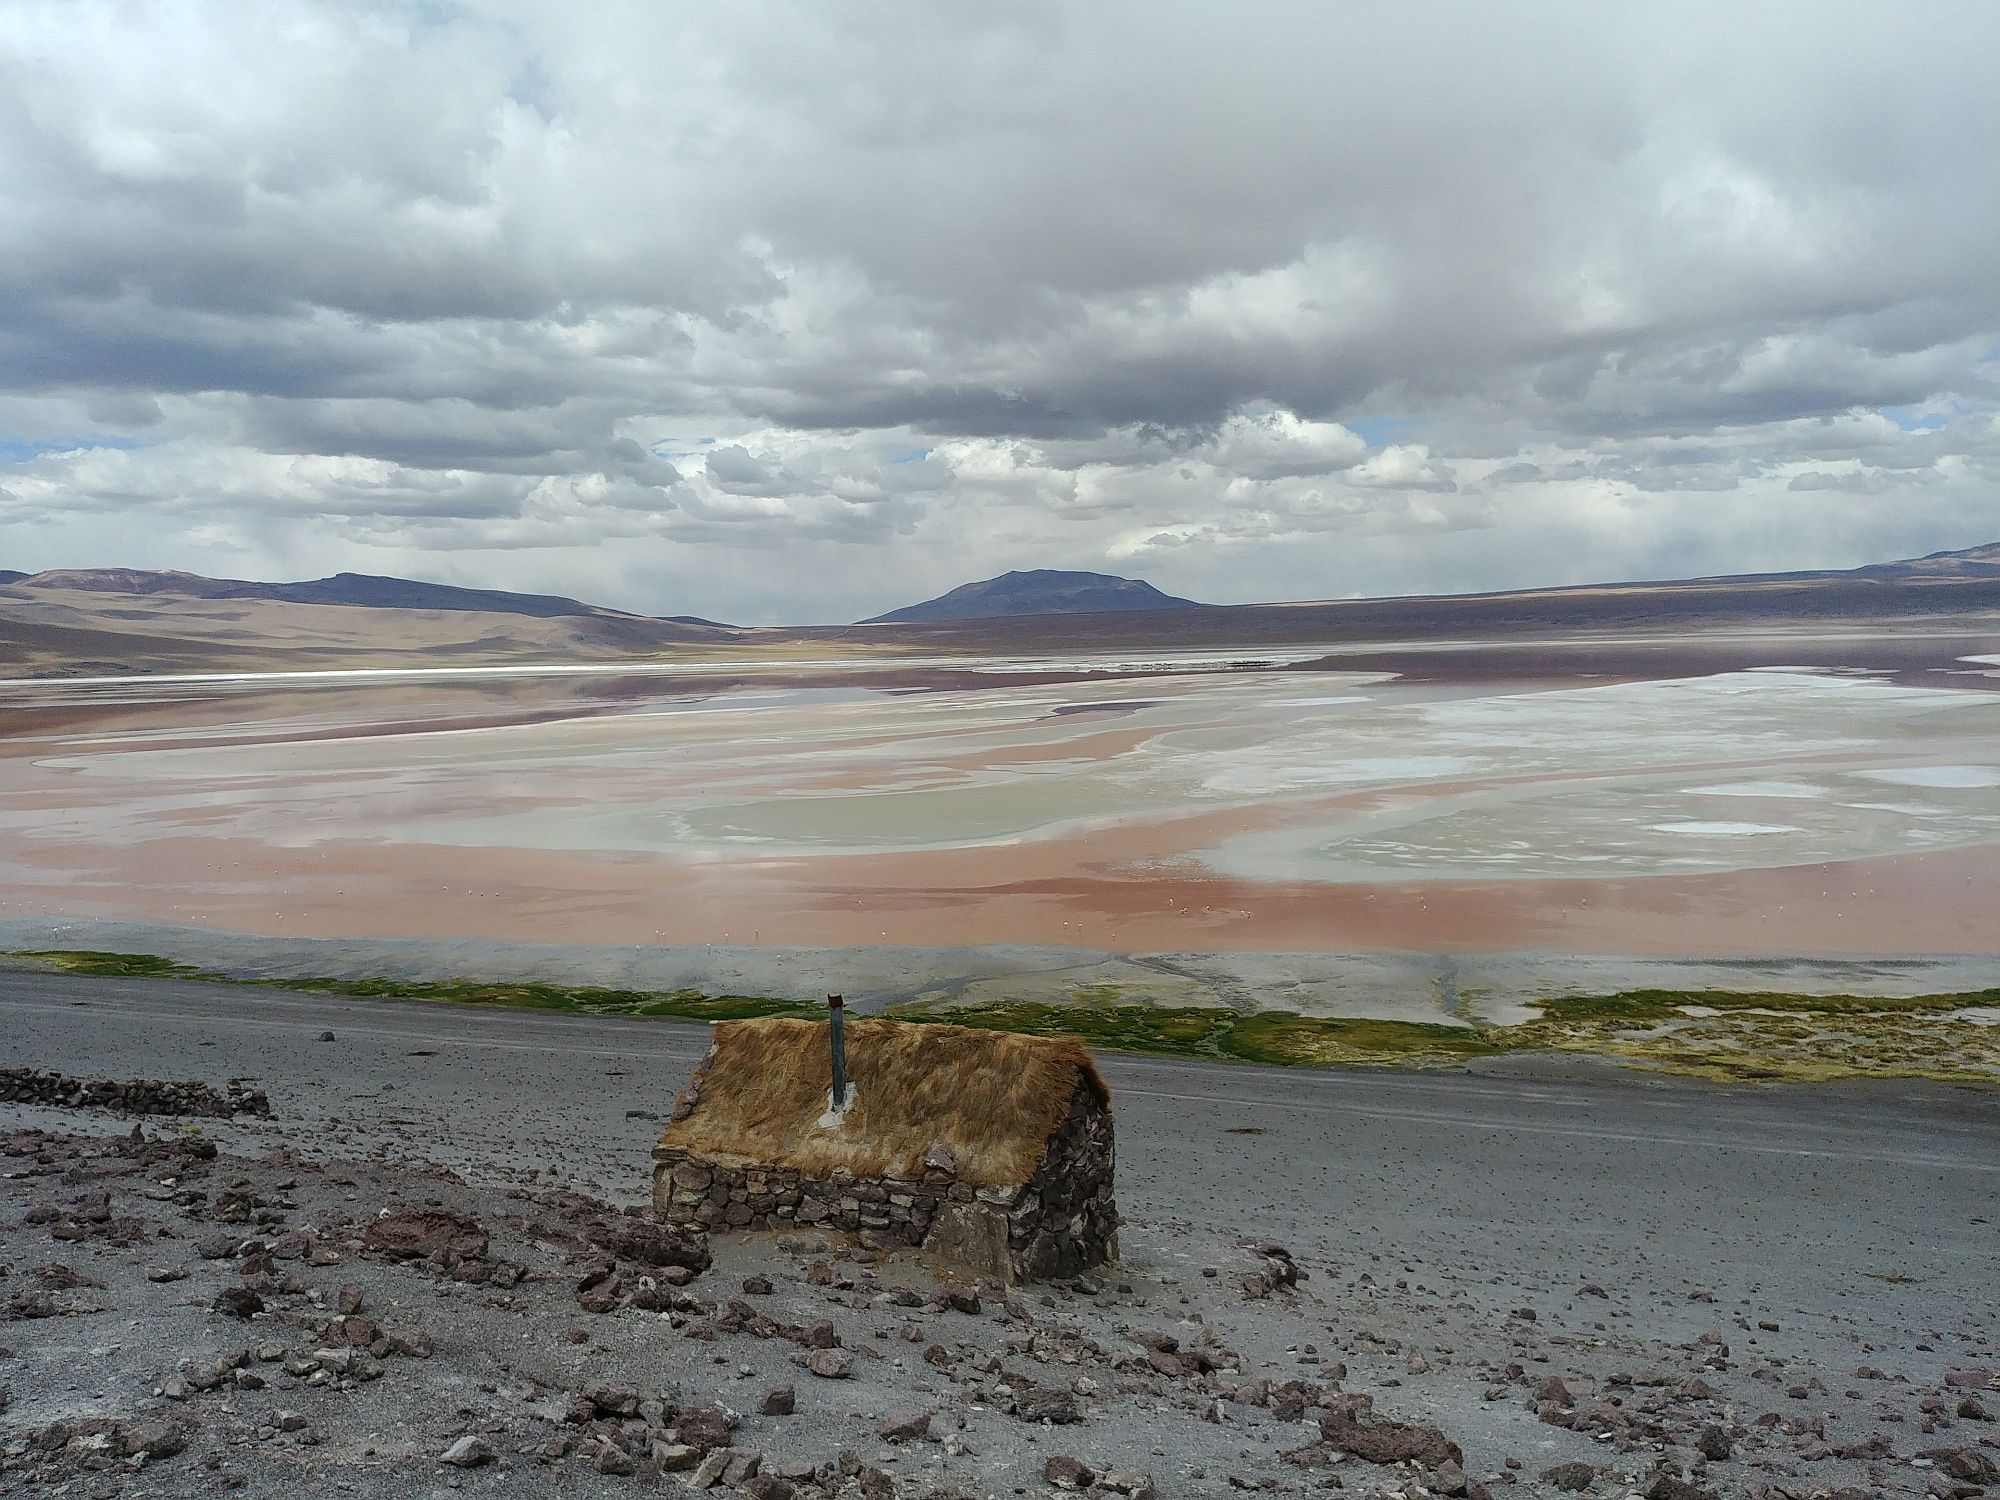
[862,568,1199,624]
[2,542,1997,654]
[4,567,654,622]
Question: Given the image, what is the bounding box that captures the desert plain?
[2,594,1999,1500]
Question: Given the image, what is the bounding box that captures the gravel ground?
[1,966,1996,1500]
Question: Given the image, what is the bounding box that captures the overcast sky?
[2,2,1997,623]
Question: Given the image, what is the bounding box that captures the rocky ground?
[2,1085,1994,1500]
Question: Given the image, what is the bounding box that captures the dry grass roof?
[656,1017,1109,1187]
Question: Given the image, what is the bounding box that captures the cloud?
[2,1,1999,621]
[1196,407,1368,480]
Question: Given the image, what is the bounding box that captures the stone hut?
[652,1017,1117,1281]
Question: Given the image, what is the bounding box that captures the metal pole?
[827,994,847,1110]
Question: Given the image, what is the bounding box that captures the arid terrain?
[5,545,2000,676]
[1,965,1995,1500]
[2,556,1997,1500]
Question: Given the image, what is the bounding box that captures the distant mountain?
[0,570,25,585]
[1853,541,2000,578]
[3,567,734,625]
[863,569,1200,624]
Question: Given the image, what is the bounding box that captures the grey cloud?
[2,1,1999,620]
[700,445,791,497]
[223,397,676,478]
[1786,468,1945,495]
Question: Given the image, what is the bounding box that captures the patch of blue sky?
[0,436,149,463]
[1346,415,1417,445]
[1881,403,1943,432]
[1879,400,1993,432]
[885,446,931,464]
[648,436,717,459]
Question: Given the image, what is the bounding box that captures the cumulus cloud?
[2,0,1998,622]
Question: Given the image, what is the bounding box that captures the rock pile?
[0,1066,269,1117]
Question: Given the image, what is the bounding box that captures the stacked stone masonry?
[0,1068,271,1118]
[652,1081,1117,1282]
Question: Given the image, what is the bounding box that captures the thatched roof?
[656,1017,1109,1188]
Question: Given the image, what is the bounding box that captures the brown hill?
[832,543,2000,652]
[8,567,695,622]
[0,569,753,676]
[5,544,1999,675]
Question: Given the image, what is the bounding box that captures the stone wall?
[651,1081,1117,1282]
[0,1068,271,1118]
[1010,1080,1118,1279]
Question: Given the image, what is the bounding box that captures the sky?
[2,2,1997,624]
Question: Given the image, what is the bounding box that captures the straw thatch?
[656,1017,1109,1188]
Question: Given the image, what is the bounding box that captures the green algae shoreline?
[8,948,1997,1087]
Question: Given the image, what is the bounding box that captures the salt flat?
[3,641,1999,967]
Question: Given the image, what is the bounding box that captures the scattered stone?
[1012,1385,1081,1424]
[580,1383,640,1418]
[759,1384,796,1416]
[674,1403,738,1452]
[652,1442,701,1471]
[688,1448,734,1488]
[1320,1409,1462,1468]
[361,1208,488,1261]
[1643,1472,1719,1500]
[0,1067,269,1117]
[211,1287,264,1319]
[116,1419,188,1461]
[593,1215,711,1273]
[439,1435,495,1467]
[1045,1456,1096,1489]
[805,1348,854,1379]
[1925,1448,2000,1484]
[1543,1460,1597,1491]
[1096,1474,1157,1500]
[575,1264,622,1312]
[877,1409,931,1443]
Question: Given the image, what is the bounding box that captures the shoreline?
[8,914,2000,1013]
[6,917,1994,1086]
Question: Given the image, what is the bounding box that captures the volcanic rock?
[361,1208,488,1261]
